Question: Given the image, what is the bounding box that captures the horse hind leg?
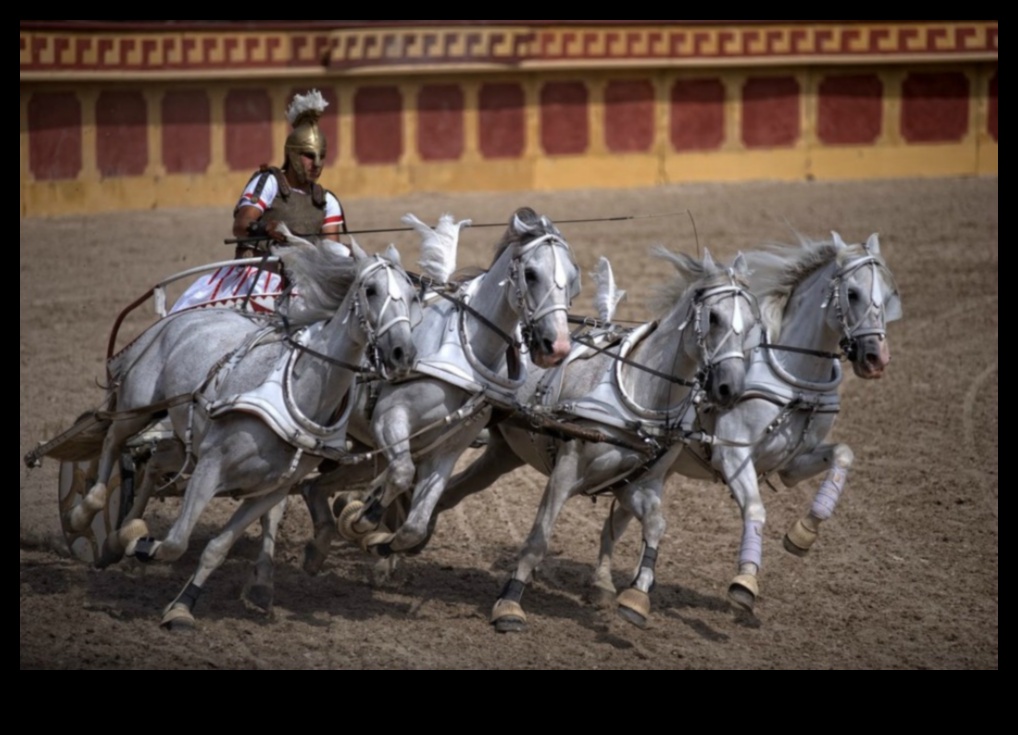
[779,444,853,556]
[612,481,666,629]
[101,439,185,567]
[588,501,634,608]
[65,417,149,535]
[492,447,583,633]
[300,480,337,575]
[242,497,287,612]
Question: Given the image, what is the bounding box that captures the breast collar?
[202,323,355,458]
[533,322,701,440]
[408,276,527,409]
[738,343,842,414]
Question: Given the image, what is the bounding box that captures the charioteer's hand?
[263,221,288,243]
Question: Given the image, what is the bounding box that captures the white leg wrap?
[738,519,763,570]
[811,466,847,521]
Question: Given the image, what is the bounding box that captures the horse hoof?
[728,574,759,613]
[337,500,368,541]
[491,599,528,633]
[616,587,651,629]
[303,542,326,575]
[119,519,150,555]
[160,604,195,631]
[242,583,273,613]
[586,584,617,609]
[783,518,818,557]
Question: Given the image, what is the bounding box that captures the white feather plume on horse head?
[591,256,626,323]
[403,212,470,283]
[286,89,328,127]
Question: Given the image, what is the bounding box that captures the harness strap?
[762,334,842,361]
[571,329,699,388]
[282,334,368,374]
[429,282,520,349]
[97,393,194,422]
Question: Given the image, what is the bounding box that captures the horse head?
[653,247,758,409]
[500,207,581,368]
[349,242,420,380]
[828,232,901,379]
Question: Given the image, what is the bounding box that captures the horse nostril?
[541,338,554,355]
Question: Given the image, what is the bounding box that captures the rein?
[570,328,701,388]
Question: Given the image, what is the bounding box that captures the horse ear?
[384,243,402,267]
[702,248,716,270]
[350,240,367,261]
[732,251,750,279]
[864,233,881,255]
[831,231,847,249]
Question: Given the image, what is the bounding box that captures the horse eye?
[524,267,538,283]
[365,286,377,298]
[847,288,860,303]
[708,311,719,328]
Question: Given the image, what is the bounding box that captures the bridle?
[675,273,759,391]
[344,255,420,380]
[506,231,580,354]
[286,255,418,379]
[821,255,896,363]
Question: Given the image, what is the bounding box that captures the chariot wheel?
[58,452,136,568]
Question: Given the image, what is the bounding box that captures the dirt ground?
[20,177,998,669]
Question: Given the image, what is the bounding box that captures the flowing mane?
[741,234,881,339]
[648,246,746,318]
[274,240,359,323]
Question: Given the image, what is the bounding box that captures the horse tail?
[39,411,112,462]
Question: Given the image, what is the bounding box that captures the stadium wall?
[20,20,998,217]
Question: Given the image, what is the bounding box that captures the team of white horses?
[26,206,900,632]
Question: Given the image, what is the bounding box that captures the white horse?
[300,206,582,566]
[589,232,902,618]
[61,238,420,628]
[434,249,759,631]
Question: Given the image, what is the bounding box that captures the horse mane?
[740,234,880,339]
[275,239,359,324]
[647,246,743,318]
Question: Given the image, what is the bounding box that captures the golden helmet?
[284,90,328,184]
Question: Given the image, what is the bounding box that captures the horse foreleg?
[161,487,289,630]
[492,445,583,633]
[612,470,672,629]
[339,411,415,540]
[717,447,766,614]
[242,496,288,612]
[779,443,853,556]
[382,449,463,555]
